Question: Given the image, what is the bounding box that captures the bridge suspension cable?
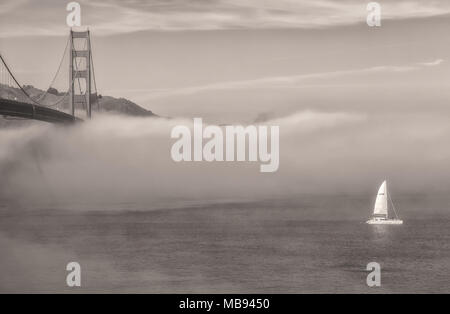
[0,53,43,107]
[1,33,85,108]
[90,40,100,110]
[1,29,100,121]
[40,34,86,109]
[0,42,71,109]
[33,35,71,104]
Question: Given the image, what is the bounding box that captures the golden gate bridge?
[0,29,99,124]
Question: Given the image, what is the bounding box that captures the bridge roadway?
[0,98,81,124]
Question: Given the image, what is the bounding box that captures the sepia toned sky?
[0,1,449,122]
[2,0,450,36]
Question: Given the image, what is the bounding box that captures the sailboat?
[366,180,403,225]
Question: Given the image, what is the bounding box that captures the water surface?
[0,197,449,293]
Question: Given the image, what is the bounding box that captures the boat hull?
[366,219,403,225]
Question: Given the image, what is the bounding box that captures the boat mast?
[387,185,400,219]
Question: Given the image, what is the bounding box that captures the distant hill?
[0,84,156,118]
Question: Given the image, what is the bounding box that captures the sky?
[2,0,450,36]
[1,0,450,122]
[1,1,450,204]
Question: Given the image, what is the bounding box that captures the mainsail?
[373,180,388,217]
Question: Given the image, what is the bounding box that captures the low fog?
[1,108,450,208]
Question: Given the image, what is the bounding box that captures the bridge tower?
[69,29,92,119]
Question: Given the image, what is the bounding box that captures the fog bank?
[1,110,450,207]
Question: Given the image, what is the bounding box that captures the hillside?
[0,84,156,119]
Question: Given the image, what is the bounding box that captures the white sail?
[373,180,388,217]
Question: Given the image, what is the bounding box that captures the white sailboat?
[366,180,403,225]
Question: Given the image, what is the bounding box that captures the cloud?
[1,109,450,206]
[2,0,450,37]
[266,110,366,132]
[107,58,443,100]
[418,59,444,67]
